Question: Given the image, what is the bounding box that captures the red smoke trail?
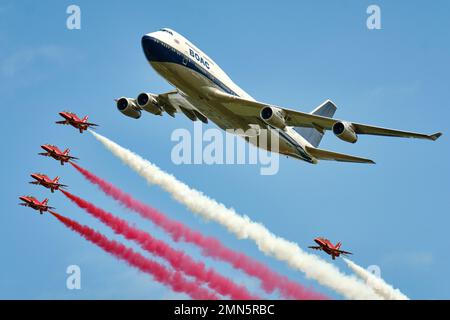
[49,211,218,300]
[61,190,259,300]
[70,162,327,300]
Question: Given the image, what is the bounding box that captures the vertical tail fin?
[82,116,89,122]
[294,99,337,147]
[63,148,70,155]
[53,176,60,183]
[335,242,342,250]
[42,198,49,205]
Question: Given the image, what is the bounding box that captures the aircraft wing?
[337,250,353,255]
[212,89,442,141]
[84,122,99,127]
[308,246,322,251]
[55,120,67,124]
[157,91,179,116]
[304,146,375,164]
[158,91,208,123]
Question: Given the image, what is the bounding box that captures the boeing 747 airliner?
[116,28,441,164]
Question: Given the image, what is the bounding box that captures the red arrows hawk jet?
[39,144,78,165]
[18,196,55,214]
[29,173,67,193]
[56,111,98,133]
[309,237,353,260]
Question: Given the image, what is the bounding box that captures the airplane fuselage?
[30,175,60,192]
[40,145,71,164]
[57,112,94,133]
[311,238,351,260]
[141,29,315,163]
[19,197,49,214]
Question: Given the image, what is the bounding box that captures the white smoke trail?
[89,131,382,300]
[344,258,408,300]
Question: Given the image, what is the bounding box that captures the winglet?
[429,132,442,141]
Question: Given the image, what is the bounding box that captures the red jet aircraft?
[29,173,67,193]
[56,111,98,133]
[39,144,78,165]
[308,237,353,260]
[18,196,55,214]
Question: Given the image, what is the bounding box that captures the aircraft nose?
[141,35,164,62]
[19,196,26,202]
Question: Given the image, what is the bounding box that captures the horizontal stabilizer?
[305,146,375,164]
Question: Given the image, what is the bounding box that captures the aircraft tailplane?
[305,146,375,164]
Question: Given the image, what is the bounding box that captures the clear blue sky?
[1,0,449,299]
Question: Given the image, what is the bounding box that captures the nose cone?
[19,196,27,202]
[314,238,321,245]
[141,35,154,61]
[141,35,165,62]
[31,174,38,180]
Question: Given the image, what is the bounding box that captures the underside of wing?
[305,146,375,164]
[308,246,322,250]
[350,123,441,140]
[210,89,441,141]
[157,91,180,116]
[337,250,353,255]
[159,91,208,123]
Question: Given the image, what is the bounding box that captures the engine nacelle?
[116,97,142,119]
[332,121,358,143]
[136,93,163,116]
[260,106,286,129]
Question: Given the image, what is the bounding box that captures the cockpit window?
[160,28,173,35]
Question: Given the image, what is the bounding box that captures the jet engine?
[332,121,358,143]
[260,106,286,130]
[116,97,142,119]
[136,93,163,116]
